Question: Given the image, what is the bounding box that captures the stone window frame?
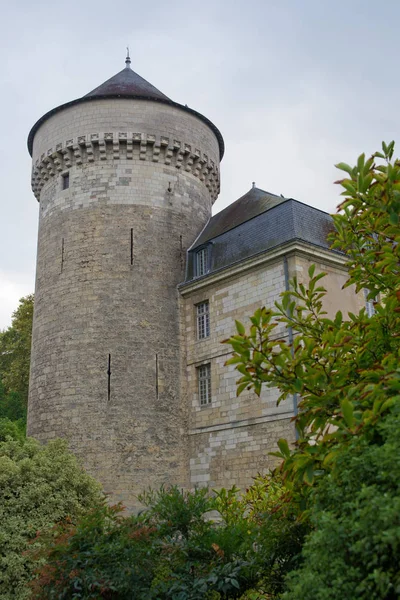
[196,300,210,340]
[197,363,212,406]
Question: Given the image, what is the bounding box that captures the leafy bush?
[0,416,25,442]
[0,437,103,599]
[284,409,400,599]
[31,484,304,599]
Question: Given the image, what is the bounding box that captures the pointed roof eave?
[27,60,224,159]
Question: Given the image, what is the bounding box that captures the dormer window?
[196,247,208,277]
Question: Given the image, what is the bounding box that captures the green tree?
[0,416,26,443]
[0,381,26,422]
[284,409,400,600]
[224,141,400,597]
[0,294,34,409]
[0,437,103,599]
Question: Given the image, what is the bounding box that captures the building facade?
[27,58,364,509]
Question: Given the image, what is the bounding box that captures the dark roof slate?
[84,66,170,101]
[193,186,286,246]
[185,191,336,281]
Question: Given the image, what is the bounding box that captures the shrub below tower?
[0,437,103,599]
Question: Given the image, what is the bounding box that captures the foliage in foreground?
[0,437,103,600]
[224,142,400,598]
[0,294,33,434]
[31,484,307,599]
[283,408,400,599]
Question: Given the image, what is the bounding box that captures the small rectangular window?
[364,289,375,317]
[62,173,69,190]
[198,363,211,406]
[196,247,208,276]
[197,301,210,339]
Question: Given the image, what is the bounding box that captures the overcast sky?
[0,0,398,327]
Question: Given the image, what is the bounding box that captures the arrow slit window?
[62,172,69,190]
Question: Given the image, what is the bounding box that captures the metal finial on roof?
[252,182,256,189]
[125,47,131,68]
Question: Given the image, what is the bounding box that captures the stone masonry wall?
[181,256,294,489]
[31,100,220,203]
[181,247,365,491]
[28,98,220,510]
[293,251,365,317]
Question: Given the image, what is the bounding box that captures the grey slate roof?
[185,187,336,281]
[194,186,286,246]
[28,62,225,159]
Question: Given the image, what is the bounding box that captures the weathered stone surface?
[180,250,365,489]
[28,98,220,510]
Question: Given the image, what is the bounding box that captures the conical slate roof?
[84,60,170,101]
[28,56,224,158]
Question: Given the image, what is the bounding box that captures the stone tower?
[27,55,224,509]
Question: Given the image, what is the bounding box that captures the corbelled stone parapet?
[32,133,220,202]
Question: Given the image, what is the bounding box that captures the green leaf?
[277,438,291,459]
[303,463,315,486]
[236,382,250,396]
[335,162,353,176]
[380,398,397,413]
[293,378,303,393]
[357,153,365,172]
[340,179,357,195]
[225,355,244,366]
[235,320,246,335]
[341,398,354,428]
